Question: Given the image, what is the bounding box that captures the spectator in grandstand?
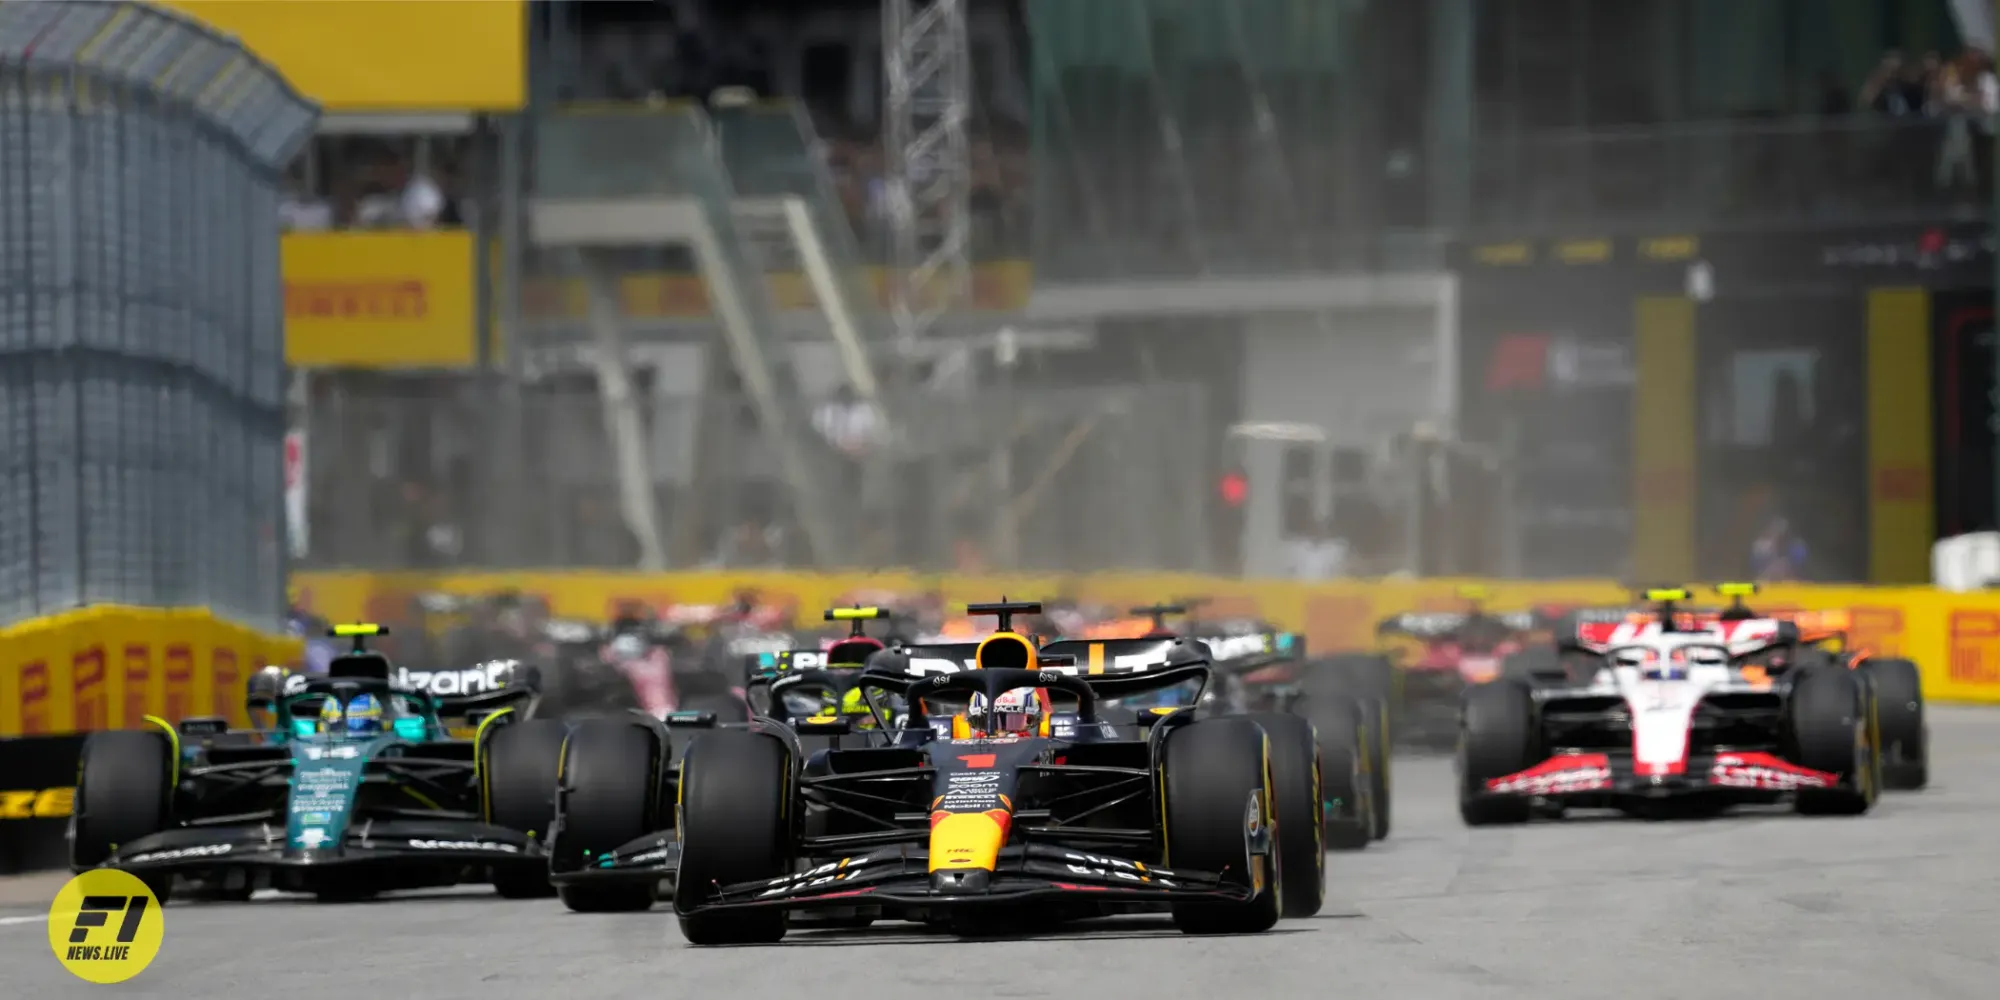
[280,167,333,232]
[353,152,446,230]
[813,383,883,458]
[1750,516,1809,582]
[1934,49,1997,192]
[1860,51,1928,117]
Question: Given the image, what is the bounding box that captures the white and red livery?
[1463,618,1875,821]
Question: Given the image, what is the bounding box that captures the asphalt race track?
[7,707,2000,1000]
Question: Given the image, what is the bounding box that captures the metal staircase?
[708,100,890,402]
[528,104,851,565]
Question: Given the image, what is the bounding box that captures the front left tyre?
[1245,712,1325,917]
[1856,657,1925,790]
[1160,717,1284,936]
[674,729,794,945]
[1787,665,1879,816]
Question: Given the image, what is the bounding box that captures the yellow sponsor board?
[291,570,2000,708]
[284,231,478,369]
[154,0,525,111]
[0,607,302,737]
[280,249,1031,369]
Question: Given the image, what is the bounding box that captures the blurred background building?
[278,0,1997,587]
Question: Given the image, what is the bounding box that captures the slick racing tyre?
[1161,717,1283,935]
[675,729,794,945]
[1356,696,1392,840]
[481,718,570,898]
[1856,657,1926,790]
[71,727,176,901]
[1786,665,1879,816]
[554,720,662,912]
[1458,679,1538,827]
[1305,654,1396,736]
[1311,701,1374,851]
[1245,713,1325,918]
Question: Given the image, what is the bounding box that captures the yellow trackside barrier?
[0,607,303,737]
[287,570,2000,706]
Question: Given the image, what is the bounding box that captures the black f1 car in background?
[1459,589,1883,825]
[548,607,971,913]
[71,625,572,902]
[549,601,1321,943]
[531,610,753,723]
[1077,602,1389,851]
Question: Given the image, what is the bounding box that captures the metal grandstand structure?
[881,0,975,351]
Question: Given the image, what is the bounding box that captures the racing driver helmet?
[1609,646,1655,675]
[320,693,386,736]
[963,686,1050,738]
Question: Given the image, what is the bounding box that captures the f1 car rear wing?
[1563,613,1801,657]
[725,632,797,657]
[1376,611,1536,639]
[542,618,603,645]
[1180,630,1299,670]
[1036,637,1195,675]
[857,661,1213,733]
[743,641,979,687]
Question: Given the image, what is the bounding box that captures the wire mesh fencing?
[0,3,314,628]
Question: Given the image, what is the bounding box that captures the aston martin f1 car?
[1459,590,1881,825]
[70,626,570,902]
[551,601,1321,943]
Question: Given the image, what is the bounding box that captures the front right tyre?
[553,720,662,912]
[70,727,176,902]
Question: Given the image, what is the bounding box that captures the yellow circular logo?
[47,869,164,984]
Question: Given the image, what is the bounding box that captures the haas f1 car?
[68,625,570,901]
[546,602,1324,943]
[1459,590,1885,824]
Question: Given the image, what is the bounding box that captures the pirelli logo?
[286,280,429,320]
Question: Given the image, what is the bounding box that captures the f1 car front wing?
[1474,750,1844,806]
[675,843,1254,913]
[90,819,544,873]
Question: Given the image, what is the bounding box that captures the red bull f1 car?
[546,601,1323,942]
[1459,589,1883,824]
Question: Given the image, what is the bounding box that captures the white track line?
[0,914,45,927]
